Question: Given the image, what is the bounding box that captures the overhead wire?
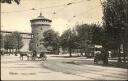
[1,4,66,13]
[1,0,94,20]
[51,0,93,19]
[47,0,88,19]
[2,0,101,28]
[1,0,87,14]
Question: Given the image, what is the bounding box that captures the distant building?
[30,13,52,53]
[0,31,32,52]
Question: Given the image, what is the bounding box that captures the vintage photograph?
[0,0,128,80]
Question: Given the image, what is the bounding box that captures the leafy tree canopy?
[102,0,128,49]
[1,0,20,4]
[43,29,60,52]
[4,31,23,50]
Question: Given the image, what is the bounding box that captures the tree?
[4,34,14,51]
[4,31,23,54]
[0,34,5,55]
[75,24,90,56]
[43,29,60,54]
[60,28,78,57]
[90,23,103,45]
[12,32,23,50]
[1,0,20,4]
[102,0,128,64]
[0,34,4,49]
[29,39,34,51]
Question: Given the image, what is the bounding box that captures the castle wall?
[1,31,32,52]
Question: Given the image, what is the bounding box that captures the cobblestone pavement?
[1,54,128,80]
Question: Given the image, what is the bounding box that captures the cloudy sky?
[1,0,103,34]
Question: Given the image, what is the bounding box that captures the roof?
[30,13,52,22]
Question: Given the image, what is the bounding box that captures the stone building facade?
[30,13,52,53]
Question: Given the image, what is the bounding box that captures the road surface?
[1,54,128,80]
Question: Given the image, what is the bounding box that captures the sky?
[1,0,103,34]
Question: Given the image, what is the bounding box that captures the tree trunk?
[9,49,11,55]
[80,50,83,56]
[123,44,126,64]
[15,49,17,56]
[84,51,86,57]
[113,49,115,57]
[84,48,86,57]
[69,48,72,57]
[118,48,121,63]
[117,48,121,63]
[12,48,14,55]
[57,47,60,55]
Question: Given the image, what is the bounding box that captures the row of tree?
[40,23,101,56]
[40,0,128,65]
[1,31,23,54]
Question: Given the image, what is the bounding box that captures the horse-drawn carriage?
[94,53,103,64]
[19,51,47,61]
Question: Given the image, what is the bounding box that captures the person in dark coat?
[32,50,37,60]
[40,52,44,58]
[40,52,47,61]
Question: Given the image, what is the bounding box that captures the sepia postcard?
[0,0,128,80]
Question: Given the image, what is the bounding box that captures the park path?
[1,54,128,80]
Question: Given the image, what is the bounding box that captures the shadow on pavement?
[51,55,82,58]
[65,59,128,69]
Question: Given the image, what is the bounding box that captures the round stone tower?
[30,13,52,53]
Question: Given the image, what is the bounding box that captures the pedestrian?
[40,52,44,58]
[32,50,37,60]
[40,52,47,61]
[43,53,47,61]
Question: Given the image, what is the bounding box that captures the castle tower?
[30,13,52,53]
